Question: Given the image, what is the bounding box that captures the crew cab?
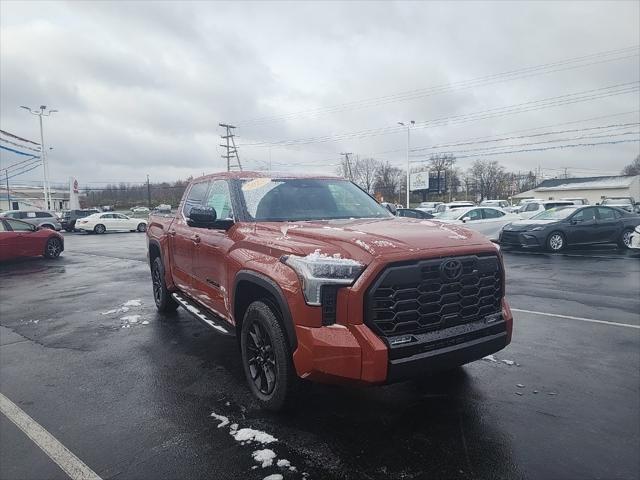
[147,172,513,410]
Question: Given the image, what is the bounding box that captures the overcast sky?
[1,0,639,187]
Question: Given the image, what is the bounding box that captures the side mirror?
[187,207,217,227]
[462,217,471,223]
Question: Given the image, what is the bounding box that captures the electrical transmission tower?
[219,123,242,171]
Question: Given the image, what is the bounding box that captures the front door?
[192,180,235,321]
[565,207,597,245]
[170,181,210,295]
[4,219,41,256]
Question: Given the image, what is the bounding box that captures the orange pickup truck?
[147,172,513,409]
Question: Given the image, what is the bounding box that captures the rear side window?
[597,207,616,220]
[183,182,209,217]
[483,208,505,219]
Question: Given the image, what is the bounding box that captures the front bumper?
[499,230,543,248]
[292,298,513,385]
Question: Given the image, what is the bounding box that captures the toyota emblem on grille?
[440,259,463,281]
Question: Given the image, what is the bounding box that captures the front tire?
[44,237,62,258]
[151,257,178,313]
[94,224,106,234]
[546,231,566,252]
[619,228,634,249]
[240,301,297,411]
[137,223,147,232]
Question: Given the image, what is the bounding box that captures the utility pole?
[5,169,10,208]
[146,174,151,208]
[340,152,353,180]
[219,123,242,171]
[398,121,415,208]
[20,105,57,210]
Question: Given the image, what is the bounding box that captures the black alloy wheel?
[619,228,634,249]
[44,237,62,258]
[137,223,147,232]
[240,301,297,410]
[151,257,178,313]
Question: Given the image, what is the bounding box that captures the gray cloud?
[1,0,638,187]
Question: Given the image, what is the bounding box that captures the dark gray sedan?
[499,205,640,251]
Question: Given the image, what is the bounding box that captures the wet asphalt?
[0,233,639,480]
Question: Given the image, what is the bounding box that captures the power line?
[239,82,639,147]
[236,45,639,127]
[0,129,40,146]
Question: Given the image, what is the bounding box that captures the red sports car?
[0,217,64,261]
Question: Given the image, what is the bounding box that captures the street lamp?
[20,105,58,210]
[398,120,415,208]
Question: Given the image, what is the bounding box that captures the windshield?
[530,207,578,220]
[602,198,631,205]
[240,178,393,221]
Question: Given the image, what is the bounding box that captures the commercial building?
[0,185,71,212]
[513,175,640,205]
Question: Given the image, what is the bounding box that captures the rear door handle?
[192,234,201,244]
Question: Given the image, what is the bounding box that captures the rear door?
[565,207,597,244]
[479,208,508,239]
[192,179,235,319]
[170,180,210,295]
[595,207,621,242]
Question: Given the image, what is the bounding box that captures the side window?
[483,208,504,219]
[572,207,597,221]
[465,209,482,221]
[0,221,5,232]
[204,180,233,220]
[26,212,36,218]
[35,212,53,218]
[183,182,210,217]
[116,214,128,219]
[596,207,616,221]
[5,219,34,231]
[525,203,538,212]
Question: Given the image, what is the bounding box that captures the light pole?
[20,105,58,210]
[398,120,415,208]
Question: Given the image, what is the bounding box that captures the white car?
[433,201,475,216]
[630,225,640,250]
[76,213,148,234]
[518,200,575,219]
[131,206,150,213]
[435,206,521,240]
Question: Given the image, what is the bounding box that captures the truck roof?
[192,171,343,182]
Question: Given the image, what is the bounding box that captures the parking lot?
[1,232,639,480]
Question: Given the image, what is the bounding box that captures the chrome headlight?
[282,250,364,306]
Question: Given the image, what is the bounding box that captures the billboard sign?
[410,171,429,191]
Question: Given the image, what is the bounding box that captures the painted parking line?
[0,392,102,480]
[512,308,640,330]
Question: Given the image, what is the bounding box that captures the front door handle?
[192,234,201,244]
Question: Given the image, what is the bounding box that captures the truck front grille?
[365,255,502,337]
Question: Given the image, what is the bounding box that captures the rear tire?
[94,224,106,234]
[240,301,297,411]
[137,223,147,232]
[44,237,62,258]
[151,257,178,313]
[546,231,566,252]
[618,228,634,249]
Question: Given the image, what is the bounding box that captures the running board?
[171,293,235,337]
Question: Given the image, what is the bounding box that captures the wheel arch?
[233,271,297,351]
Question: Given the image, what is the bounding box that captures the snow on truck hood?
[256,217,492,261]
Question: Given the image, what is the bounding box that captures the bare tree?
[337,155,381,194]
[622,154,640,176]
[470,160,506,200]
[373,161,403,203]
[428,153,456,197]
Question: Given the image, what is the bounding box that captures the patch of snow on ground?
[501,359,515,366]
[101,309,118,315]
[252,449,276,467]
[210,412,230,428]
[121,315,141,323]
[141,320,149,325]
[231,428,277,444]
[482,355,497,362]
[122,299,142,307]
[263,474,283,480]
[277,459,291,468]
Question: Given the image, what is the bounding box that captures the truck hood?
[254,217,492,262]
